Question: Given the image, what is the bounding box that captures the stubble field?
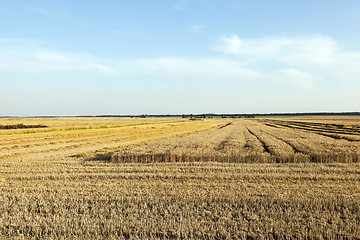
[0,116,359,239]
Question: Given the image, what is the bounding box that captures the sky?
[1,0,360,116]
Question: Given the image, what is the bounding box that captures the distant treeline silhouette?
[93,112,360,118]
[1,112,359,118]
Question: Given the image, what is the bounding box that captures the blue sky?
[1,0,360,116]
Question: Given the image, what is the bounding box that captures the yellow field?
[0,117,359,239]
[113,117,360,163]
[0,117,224,161]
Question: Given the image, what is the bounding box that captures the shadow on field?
[73,153,112,163]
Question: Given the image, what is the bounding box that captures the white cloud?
[0,39,261,84]
[0,38,44,45]
[34,52,73,62]
[92,64,117,74]
[214,34,360,89]
[217,35,243,54]
[277,36,337,66]
[2,35,360,114]
[327,51,360,83]
[277,69,322,90]
[0,39,115,74]
[2,35,360,93]
[216,35,337,64]
[135,58,260,80]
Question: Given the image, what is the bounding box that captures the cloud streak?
[191,24,207,33]
[18,2,85,26]
[216,34,338,63]
[135,58,259,81]
[0,39,260,82]
[215,34,360,89]
[276,69,322,90]
[1,34,360,93]
[0,39,115,74]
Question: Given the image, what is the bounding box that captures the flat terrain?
[0,117,359,239]
[113,117,360,163]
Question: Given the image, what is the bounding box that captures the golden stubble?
[0,117,359,239]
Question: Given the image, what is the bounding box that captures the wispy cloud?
[216,34,337,64]
[18,2,83,25]
[216,35,244,55]
[214,34,360,89]
[0,38,44,45]
[276,69,322,90]
[174,0,187,11]
[2,35,360,93]
[191,24,207,33]
[0,38,259,81]
[136,58,260,81]
[0,39,115,74]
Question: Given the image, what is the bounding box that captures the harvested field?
[0,117,359,239]
[0,117,223,161]
[112,118,360,163]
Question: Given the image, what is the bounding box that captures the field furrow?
[112,119,360,163]
[0,118,225,161]
[244,127,271,154]
[262,119,360,141]
[258,121,360,162]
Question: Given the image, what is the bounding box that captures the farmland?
[0,116,359,239]
[113,117,360,163]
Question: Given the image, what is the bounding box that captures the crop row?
[261,119,360,141]
[0,119,225,161]
[112,119,360,163]
[0,161,359,239]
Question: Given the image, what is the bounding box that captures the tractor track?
[218,122,233,129]
[245,126,271,154]
[258,129,304,154]
[262,120,360,142]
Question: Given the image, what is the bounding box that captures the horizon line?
[1,111,360,118]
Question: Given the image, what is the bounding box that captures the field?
[0,116,359,239]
